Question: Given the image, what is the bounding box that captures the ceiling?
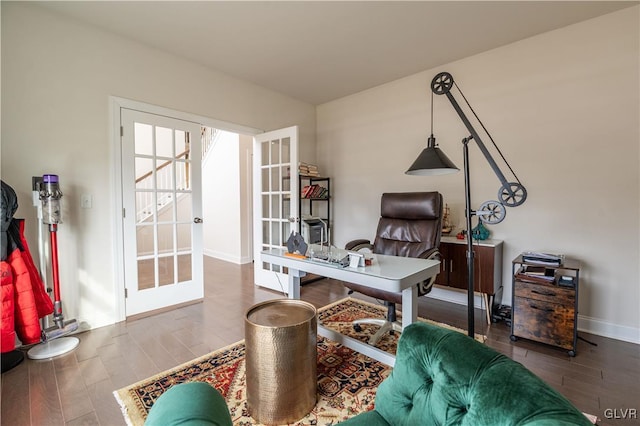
[36,1,636,105]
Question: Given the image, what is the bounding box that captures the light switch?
[81,194,92,209]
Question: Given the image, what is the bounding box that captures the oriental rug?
[113,297,481,426]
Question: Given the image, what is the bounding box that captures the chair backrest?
[372,192,443,258]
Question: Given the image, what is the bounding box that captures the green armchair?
[338,322,591,426]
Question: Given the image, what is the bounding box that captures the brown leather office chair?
[344,192,443,345]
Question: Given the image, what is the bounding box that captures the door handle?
[193,217,203,223]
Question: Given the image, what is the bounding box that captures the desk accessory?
[405,72,528,338]
[348,251,365,268]
[286,231,308,256]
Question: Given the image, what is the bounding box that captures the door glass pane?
[271,167,280,191]
[270,194,280,218]
[175,130,188,156]
[283,197,290,219]
[176,194,192,222]
[134,123,153,156]
[137,258,155,290]
[136,225,154,256]
[262,221,269,245]
[156,127,173,158]
[176,223,191,250]
[281,137,290,163]
[282,221,292,245]
[261,169,269,192]
[270,140,280,164]
[136,193,154,223]
[157,223,174,253]
[177,254,192,282]
[262,195,269,218]
[158,256,175,286]
[156,159,174,190]
[176,160,190,190]
[135,158,154,187]
[156,192,175,221]
[271,222,281,246]
[261,141,269,165]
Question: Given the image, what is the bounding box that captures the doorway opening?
[201,127,254,265]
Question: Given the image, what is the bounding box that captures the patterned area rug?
[113,297,481,425]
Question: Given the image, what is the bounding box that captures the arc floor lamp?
[406,71,527,338]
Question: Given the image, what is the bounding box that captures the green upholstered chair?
[338,322,591,426]
[145,382,232,426]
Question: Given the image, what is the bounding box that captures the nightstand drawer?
[514,280,574,304]
[512,297,575,349]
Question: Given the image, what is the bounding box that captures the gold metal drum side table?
[245,299,318,425]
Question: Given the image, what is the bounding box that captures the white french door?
[252,126,299,293]
[121,108,203,316]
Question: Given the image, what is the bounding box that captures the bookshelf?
[298,175,331,245]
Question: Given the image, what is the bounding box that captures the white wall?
[1,3,316,329]
[317,7,640,342]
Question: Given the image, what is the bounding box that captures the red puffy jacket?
[0,261,16,352]
[1,220,54,350]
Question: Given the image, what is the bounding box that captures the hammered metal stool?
[245,299,318,425]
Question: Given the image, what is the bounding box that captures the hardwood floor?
[1,257,638,425]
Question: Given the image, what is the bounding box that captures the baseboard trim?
[428,286,640,344]
[428,286,490,310]
[577,315,640,345]
[203,249,252,265]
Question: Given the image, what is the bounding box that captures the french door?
[121,108,203,316]
[252,126,299,293]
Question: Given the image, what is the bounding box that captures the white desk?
[261,247,440,366]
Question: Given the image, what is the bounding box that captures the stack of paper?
[522,251,563,266]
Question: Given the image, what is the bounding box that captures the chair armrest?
[417,248,441,295]
[417,247,440,261]
[345,239,373,252]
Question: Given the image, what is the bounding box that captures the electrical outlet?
[81,194,92,209]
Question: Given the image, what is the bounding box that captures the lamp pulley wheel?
[431,72,454,95]
[498,182,527,207]
[478,200,506,225]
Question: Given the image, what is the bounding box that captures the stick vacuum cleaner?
[28,174,79,359]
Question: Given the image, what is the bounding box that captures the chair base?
[353,318,403,345]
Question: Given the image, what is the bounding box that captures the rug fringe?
[112,390,134,426]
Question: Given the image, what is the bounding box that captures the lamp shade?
[406,136,459,176]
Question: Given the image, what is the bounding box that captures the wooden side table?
[510,255,580,356]
[435,236,504,323]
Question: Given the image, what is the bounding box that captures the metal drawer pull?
[531,290,555,297]
[530,304,554,312]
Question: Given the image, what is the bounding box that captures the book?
[515,266,555,284]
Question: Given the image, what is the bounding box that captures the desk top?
[262,247,440,293]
